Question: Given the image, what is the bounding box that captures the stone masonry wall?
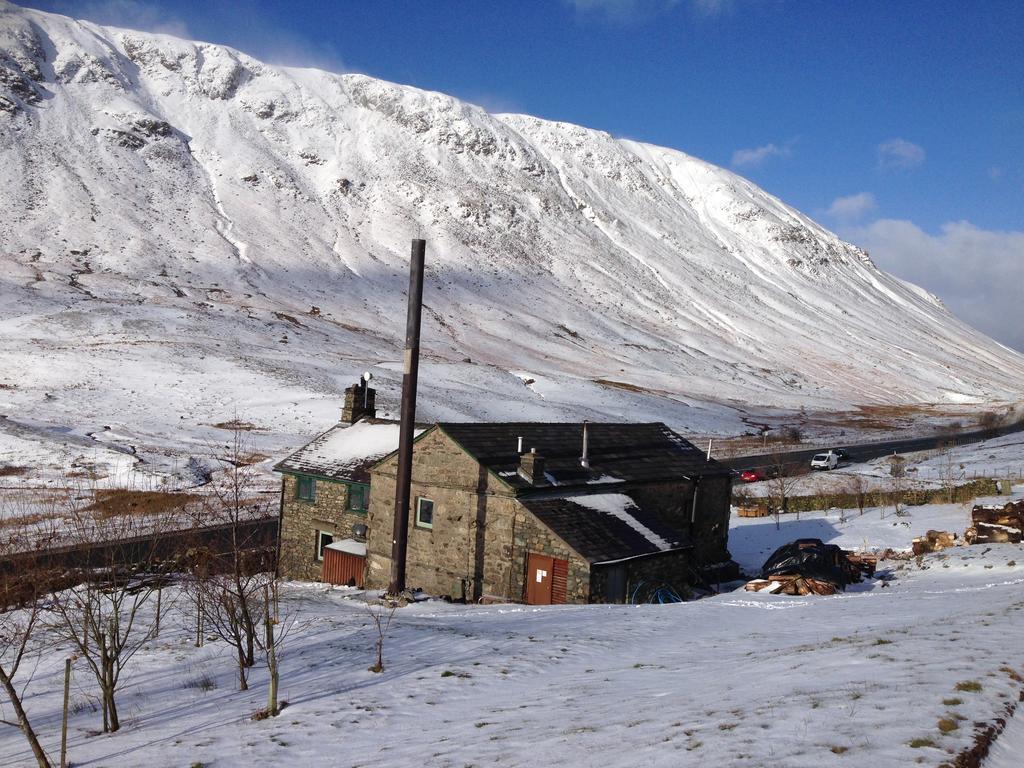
[278,474,367,582]
[366,429,591,602]
[619,475,732,566]
[590,549,696,603]
[691,475,732,565]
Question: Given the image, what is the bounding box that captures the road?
[721,420,1024,472]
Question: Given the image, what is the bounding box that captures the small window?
[315,530,333,560]
[415,497,434,529]
[296,475,316,501]
[348,484,367,512]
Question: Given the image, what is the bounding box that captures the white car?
[810,451,839,471]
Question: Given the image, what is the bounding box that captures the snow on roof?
[324,539,367,557]
[275,420,423,483]
[570,493,673,552]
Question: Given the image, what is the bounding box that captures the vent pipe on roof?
[580,421,590,469]
[517,435,523,454]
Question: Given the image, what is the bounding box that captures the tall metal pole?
[389,239,426,595]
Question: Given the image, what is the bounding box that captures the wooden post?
[263,585,278,717]
[389,239,426,596]
[153,586,162,639]
[60,657,71,768]
[195,592,203,648]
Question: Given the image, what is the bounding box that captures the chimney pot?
[518,447,545,486]
[341,379,376,423]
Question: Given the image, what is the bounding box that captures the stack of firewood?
[965,500,1024,545]
[744,549,877,596]
[744,574,837,596]
[912,529,958,556]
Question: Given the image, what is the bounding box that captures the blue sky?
[26,0,1024,351]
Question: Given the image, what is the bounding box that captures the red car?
[739,469,765,483]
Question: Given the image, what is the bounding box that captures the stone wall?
[278,474,367,582]
[366,428,591,602]
[590,549,696,603]
[615,475,733,567]
[691,475,733,565]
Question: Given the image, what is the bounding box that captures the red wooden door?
[526,553,554,605]
[322,549,365,587]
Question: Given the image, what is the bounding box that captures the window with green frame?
[347,483,368,512]
[296,475,316,501]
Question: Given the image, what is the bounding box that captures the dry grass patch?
[937,718,959,733]
[211,420,258,431]
[955,680,983,693]
[86,489,200,520]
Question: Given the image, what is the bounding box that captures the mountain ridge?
[1,2,1022,481]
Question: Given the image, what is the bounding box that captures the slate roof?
[275,419,422,485]
[521,492,693,565]
[438,422,729,493]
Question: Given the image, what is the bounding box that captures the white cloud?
[731,142,791,168]
[826,192,877,222]
[844,219,1024,353]
[692,0,733,15]
[567,0,681,22]
[55,0,191,38]
[877,138,926,170]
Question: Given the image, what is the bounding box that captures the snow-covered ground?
[3,495,1024,767]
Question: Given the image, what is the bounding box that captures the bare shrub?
[367,600,398,673]
[184,428,276,691]
[47,488,172,734]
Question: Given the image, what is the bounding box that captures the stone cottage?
[274,380,424,584]
[364,422,734,604]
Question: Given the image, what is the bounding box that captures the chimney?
[517,435,524,454]
[518,447,546,487]
[580,421,590,469]
[341,379,376,423]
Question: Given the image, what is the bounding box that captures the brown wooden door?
[526,553,554,605]
[321,549,365,587]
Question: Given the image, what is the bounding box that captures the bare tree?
[366,599,398,674]
[844,473,868,520]
[0,547,53,768]
[936,443,962,504]
[254,580,299,718]
[764,452,803,525]
[886,455,909,517]
[977,410,1001,438]
[184,428,275,691]
[46,489,170,734]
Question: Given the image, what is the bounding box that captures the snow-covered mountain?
[1,2,1022,482]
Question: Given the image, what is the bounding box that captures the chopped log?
[971,509,1023,528]
[845,553,878,577]
[969,523,1023,545]
[912,530,957,556]
[736,505,771,518]
[971,500,1024,529]
[744,574,837,596]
